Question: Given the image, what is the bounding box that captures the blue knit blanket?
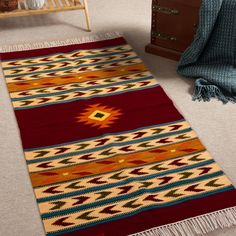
[177,0,236,103]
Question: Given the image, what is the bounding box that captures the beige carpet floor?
[0,0,235,235]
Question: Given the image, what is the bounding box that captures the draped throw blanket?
[1,33,236,236]
[177,0,236,103]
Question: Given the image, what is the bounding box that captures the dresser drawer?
[151,0,201,52]
[151,0,199,52]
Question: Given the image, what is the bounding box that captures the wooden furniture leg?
[83,0,91,32]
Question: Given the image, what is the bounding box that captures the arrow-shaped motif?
[56,95,68,101]
[144,194,163,202]
[165,189,184,198]
[119,146,135,152]
[90,89,102,95]
[77,211,98,221]
[28,66,40,72]
[18,91,31,96]
[157,138,172,144]
[43,186,63,194]
[8,61,20,66]
[179,172,193,179]
[189,154,205,162]
[205,179,223,188]
[123,199,142,209]
[107,87,119,92]
[72,196,90,206]
[88,177,107,185]
[47,72,57,77]
[139,81,151,87]
[169,159,187,167]
[60,62,71,67]
[59,158,75,165]
[53,217,75,227]
[151,128,165,135]
[34,150,50,158]
[175,134,190,140]
[11,69,23,74]
[118,186,133,195]
[50,201,66,210]
[115,136,127,142]
[95,138,110,146]
[124,84,136,89]
[109,171,128,180]
[95,191,111,200]
[185,184,204,193]
[104,78,116,83]
[37,89,48,93]
[54,86,66,91]
[79,154,95,160]
[74,91,86,97]
[38,97,51,104]
[139,181,153,189]
[66,181,84,190]
[169,125,182,131]
[198,167,212,175]
[100,205,121,215]
[20,100,34,106]
[150,164,168,171]
[55,147,70,154]
[138,142,154,148]
[37,162,54,169]
[100,149,116,156]
[133,131,146,139]
[41,57,53,62]
[158,176,173,185]
[130,168,148,176]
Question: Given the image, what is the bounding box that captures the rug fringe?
[129,206,236,236]
[0,32,123,53]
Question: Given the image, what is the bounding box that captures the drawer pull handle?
[152,32,177,41]
[153,5,179,15]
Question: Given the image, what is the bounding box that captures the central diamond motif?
[77,104,122,129]
[88,110,111,121]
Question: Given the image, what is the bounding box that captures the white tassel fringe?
[0,32,123,53]
[129,206,236,236]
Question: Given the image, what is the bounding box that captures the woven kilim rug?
[1,33,236,236]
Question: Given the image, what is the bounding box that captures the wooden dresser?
[146,0,202,60]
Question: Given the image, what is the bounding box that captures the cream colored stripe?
[3,51,137,76]
[2,44,132,68]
